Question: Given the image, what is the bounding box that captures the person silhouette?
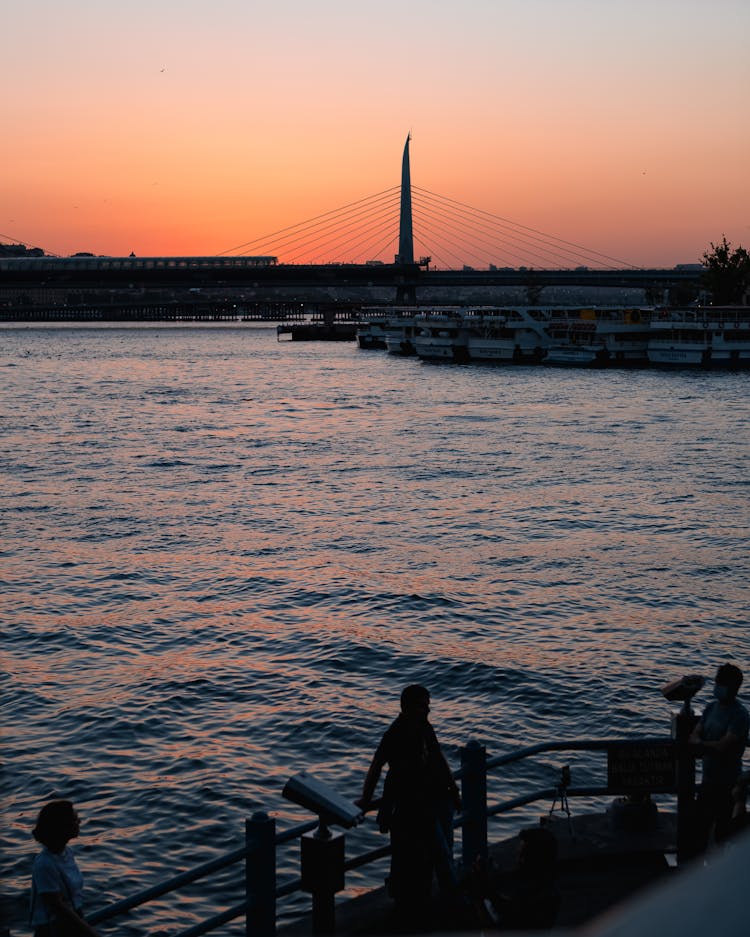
[689,663,749,852]
[30,800,100,937]
[359,685,462,925]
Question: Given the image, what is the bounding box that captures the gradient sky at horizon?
[3,0,749,266]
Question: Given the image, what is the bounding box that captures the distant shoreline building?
[0,243,45,257]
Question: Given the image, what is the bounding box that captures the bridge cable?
[235,189,400,261]
[284,210,399,264]
[411,200,559,269]
[414,185,635,269]
[217,186,400,256]
[413,237,453,271]
[281,195,400,262]
[412,199,562,268]
[412,190,616,269]
[0,233,61,257]
[413,186,639,269]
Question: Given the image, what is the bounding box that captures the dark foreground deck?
[281,809,678,935]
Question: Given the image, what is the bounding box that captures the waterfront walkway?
[281,809,678,934]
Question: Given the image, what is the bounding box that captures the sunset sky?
[3,0,749,266]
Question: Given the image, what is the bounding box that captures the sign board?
[607,742,677,794]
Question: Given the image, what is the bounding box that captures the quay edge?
[280,812,748,936]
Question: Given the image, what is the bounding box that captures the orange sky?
[3,0,749,267]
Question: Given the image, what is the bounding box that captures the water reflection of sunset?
[3,327,748,934]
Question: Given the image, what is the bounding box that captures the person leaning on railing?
[359,684,462,924]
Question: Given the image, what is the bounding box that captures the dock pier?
[80,727,742,937]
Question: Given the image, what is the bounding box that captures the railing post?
[300,824,345,936]
[461,740,488,869]
[673,704,698,865]
[246,811,276,937]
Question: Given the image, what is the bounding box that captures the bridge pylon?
[395,134,414,265]
[394,134,418,304]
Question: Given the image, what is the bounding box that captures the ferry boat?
[464,307,551,364]
[413,309,471,361]
[355,318,389,350]
[544,307,653,368]
[411,306,552,364]
[648,306,750,368]
[357,307,424,356]
[383,316,419,356]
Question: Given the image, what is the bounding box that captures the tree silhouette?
[701,236,749,304]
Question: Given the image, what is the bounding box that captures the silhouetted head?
[715,663,743,703]
[400,684,430,721]
[32,800,80,853]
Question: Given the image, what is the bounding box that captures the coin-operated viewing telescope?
[282,772,364,935]
[662,673,705,745]
[661,674,705,703]
[661,674,705,713]
[282,770,363,836]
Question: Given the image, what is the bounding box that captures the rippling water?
[2,325,749,934]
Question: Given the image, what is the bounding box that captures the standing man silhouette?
[690,662,749,851]
[360,685,462,925]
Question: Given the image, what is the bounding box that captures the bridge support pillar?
[395,282,416,305]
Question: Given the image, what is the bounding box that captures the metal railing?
[87,733,692,936]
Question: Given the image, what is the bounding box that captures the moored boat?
[648,306,750,368]
[544,344,604,367]
[543,307,653,368]
[465,307,550,364]
[413,310,470,361]
[357,304,750,370]
[384,319,419,356]
[357,306,432,356]
[356,319,389,350]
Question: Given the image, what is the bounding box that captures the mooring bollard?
[300,823,345,936]
[246,811,277,937]
[461,739,488,868]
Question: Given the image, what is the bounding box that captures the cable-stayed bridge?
[1,137,704,307]
[218,139,637,272]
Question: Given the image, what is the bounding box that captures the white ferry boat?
[648,306,750,368]
[464,307,551,364]
[383,317,419,356]
[413,309,471,361]
[357,306,438,356]
[411,306,551,364]
[362,306,422,357]
[543,307,653,368]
